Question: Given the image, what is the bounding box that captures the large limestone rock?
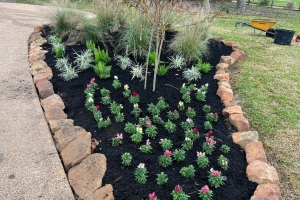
[54,126,89,152]
[33,67,53,84]
[61,132,91,171]
[48,119,74,133]
[232,131,259,149]
[68,154,107,199]
[44,108,67,123]
[229,114,250,132]
[216,63,229,70]
[246,160,280,185]
[223,100,238,108]
[222,105,243,118]
[216,86,233,101]
[35,79,54,99]
[214,73,230,82]
[250,184,282,200]
[41,94,65,112]
[86,184,114,200]
[30,60,48,76]
[219,55,235,66]
[245,141,267,163]
[218,80,231,89]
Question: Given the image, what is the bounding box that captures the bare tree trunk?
[203,0,211,13]
[144,27,154,90]
[236,0,246,12]
[270,0,274,8]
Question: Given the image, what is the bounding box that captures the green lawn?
[210,4,300,199]
[251,0,300,7]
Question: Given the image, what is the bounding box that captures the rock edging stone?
[28,24,112,200]
[27,25,281,200]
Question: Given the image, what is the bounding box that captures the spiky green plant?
[157,65,170,76]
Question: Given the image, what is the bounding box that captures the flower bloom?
[188,107,192,110]
[175,185,182,192]
[136,127,143,134]
[132,91,138,96]
[124,84,129,90]
[201,185,210,194]
[134,103,139,108]
[206,137,216,146]
[116,133,123,140]
[95,105,100,110]
[178,101,184,106]
[173,109,178,114]
[208,130,214,136]
[114,76,118,79]
[138,163,145,168]
[210,168,220,177]
[146,139,151,146]
[213,112,218,116]
[90,78,95,83]
[164,150,172,157]
[185,137,191,141]
[87,84,91,88]
[148,191,156,199]
[146,120,151,127]
[186,91,190,95]
[197,151,204,158]
[193,127,199,133]
[186,118,192,123]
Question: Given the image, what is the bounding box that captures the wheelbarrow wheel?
[266,28,275,38]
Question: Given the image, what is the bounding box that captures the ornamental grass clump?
[73,49,94,70]
[182,66,201,83]
[169,54,186,70]
[115,55,133,70]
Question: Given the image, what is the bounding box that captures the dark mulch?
[41,27,257,200]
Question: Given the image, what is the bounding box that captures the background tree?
[236,0,246,11]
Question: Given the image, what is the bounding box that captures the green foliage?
[74,49,93,70]
[115,55,133,70]
[130,64,145,81]
[169,54,186,70]
[147,51,156,67]
[157,65,170,76]
[180,165,195,178]
[94,46,111,64]
[197,58,212,73]
[183,66,201,83]
[218,155,229,170]
[156,172,168,185]
[160,138,173,151]
[173,149,186,162]
[121,152,132,166]
[86,40,96,51]
[220,145,230,154]
[159,154,173,168]
[134,164,148,184]
[93,62,111,79]
[124,122,136,135]
[58,63,79,81]
[164,120,176,133]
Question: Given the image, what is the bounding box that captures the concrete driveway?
[0,2,74,199]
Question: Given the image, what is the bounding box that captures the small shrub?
[183,66,201,83]
[196,58,212,73]
[58,63,79,81]
[73,49,94,70]
[146,51,156,67]
[94,46,111,64]
[115,55,133,70]
[157,65,170,76]
[93,62,111,79]
[169,54,186,70]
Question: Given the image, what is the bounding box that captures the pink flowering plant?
[134,163,148,184]
[186,107,196,119]
[185,127,199,141]
[205,112,218,123]
[111,133,123,146]
[198,185,213,200]
[167,109,180,121]
[159,150,173,167]
[208,168,226,188]
[202,137,216,155]
[139,116,151,127]
[171,185,190,200]
[139,139,153,154]
[148,191,157,200]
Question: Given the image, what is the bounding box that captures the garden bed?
[42,28,257,200]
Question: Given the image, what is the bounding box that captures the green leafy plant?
[159,150,173,168]
[197,58,212,73]
[159,138,173,151]
[156,97,169,110]
[196,151,209,168]
[164,120,176,133]
[171,185,190,200]
[218,155,229,170]
[112,75,122,89]
[196,84,209,101]
[55,57,69,71]
[181,137,193,151]
[100,88,110,96]
[94,46,111,64]
[206,112,218,123]
[139,117,151,127]
[121,152,132,166]
[131,131,143,143]
[182,91,191,103]
[131,104,142,118]
[57,63,79,81]
[203,105,211,114]
[186,107,196,119]
[152,115,164,125]
[123,84,131,98]
[180,165,195,178]
[97,117,111,129]
[183,66,201,83]
[110,101,122,115]
[115,112,125,122]
[124,122,136,135]
[129,91,140,104]
[93,61,112,79]
[130,64,145,81]
[208,168,225,188]
[169,54,186,70]
[167,109,179,121]
[185,128,199,142]
[111,133,123,146]
[156,172,168,185]
[147,103,160,116]
[204,121,213,130]
[147,50,156,67]
[173,149,186,162]
[157,65,170,76]
[53,43,65,58]
[145,124,158,139]
[198,185,213,200]
[220,145,230,154]
[181,118,194,130]
[177,101,185,111]
[139,139,152,154]
[86,40,96,51]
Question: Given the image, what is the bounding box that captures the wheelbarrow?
[235,19,277,37]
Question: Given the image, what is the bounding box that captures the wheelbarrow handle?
[235,22,252,29]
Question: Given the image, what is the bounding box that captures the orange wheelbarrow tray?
[235,19,277,35]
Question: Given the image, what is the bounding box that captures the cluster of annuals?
[84,79,230,198]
